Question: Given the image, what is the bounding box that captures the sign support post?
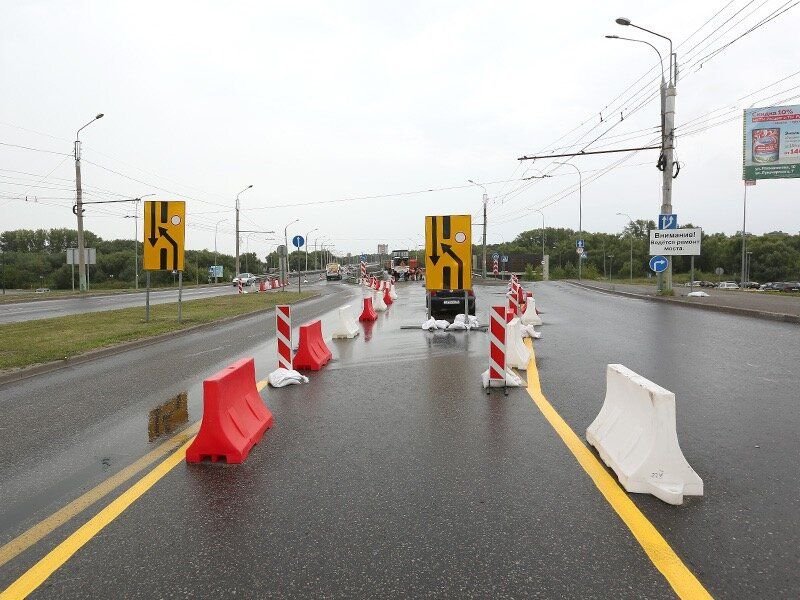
[178,271,183,323]
[143,200,186,322]
[146,271,151,322]
[690,256,695,293]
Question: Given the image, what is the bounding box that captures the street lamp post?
[284,218,299,283]
[304,227,318,276]
[74,113,104,292]
[608,255,615,284]
[554,162,582,280]
[123,194,154,289]
[468,179,489,279]
[613,17,676,292]
[235,185,253,277]
[617,212,635,283]
[213,218,227,283]
[535,209,546,266]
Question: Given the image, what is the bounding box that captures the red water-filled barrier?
[359,296,378,321]
[186,358,274,464]
[293,319,332,371]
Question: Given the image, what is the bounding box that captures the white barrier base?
[389,284,398,300]
[586,364,703,505]
[521,299,543,326]
[505,318,531,370]
[481,368,524,388]
[373,291,388,312]
[332,305,360,339]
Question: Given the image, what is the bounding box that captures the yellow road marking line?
[0,422,199,570]
[523,339,712,599]
[1,377,271,599]
[0,437,195,600]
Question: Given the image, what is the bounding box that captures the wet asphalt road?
[1,281,798,598]
[0,283,289,324]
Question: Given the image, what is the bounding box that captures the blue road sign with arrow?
[649,255,668,273]
[576,239,585,248]
[360,254,367,262]
[492,252,500,261]
[292,235,305,248]
[501,255,509,263]
[658,214,678,229]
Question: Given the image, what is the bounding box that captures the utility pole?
[661,75,676,292]
[611,17,676,292]
[234,185,253,277]
[536,210,546,266]
[468,180,489,279]
[74,113,103,292]
[305,227,318,276]
[554,162,582,280]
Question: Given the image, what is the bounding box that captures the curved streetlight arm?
[467,179,487,194]
[76,113,104,141]
[605,35,664,83]
[616,18,673,82]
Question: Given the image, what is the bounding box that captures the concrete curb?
[0,292,321,388]
[567,281,800,325]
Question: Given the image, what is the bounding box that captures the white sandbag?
[687,291,709,297]
[447,320,468,330]
[435,319,450,330]
[505,318,531,369]
[521,298,543,326]
[268,368,309,387]
[481,368,525,388]
[422,317,437,330]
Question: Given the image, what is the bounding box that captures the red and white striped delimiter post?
[508,281,519,315]
[360,261,367,283]
[276,305,292,370]
[489,305,506,386]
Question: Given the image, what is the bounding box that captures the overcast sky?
[2,0,798,259]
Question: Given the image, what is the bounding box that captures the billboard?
[743,105,800,180]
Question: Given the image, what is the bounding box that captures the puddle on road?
[148,392,189,442]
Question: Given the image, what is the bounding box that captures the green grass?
[0,291,314,370]
[0,283,226,305]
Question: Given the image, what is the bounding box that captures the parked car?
[773,281,800,292]
[742,281,760,289]
[427,289,476,318]
[699,281,716,288]
[759,282,778,291]
[717,281,740,290]
[232,272,259,286]
[683,281,703,287]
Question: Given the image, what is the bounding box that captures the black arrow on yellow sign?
[158,227,179,270]
[429,217,440,266]
[429,215,464,289]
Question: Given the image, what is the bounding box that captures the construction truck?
[386,249,420,281]
[325,263,342,281]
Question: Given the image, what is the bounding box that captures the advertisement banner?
[742,105,800,180]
